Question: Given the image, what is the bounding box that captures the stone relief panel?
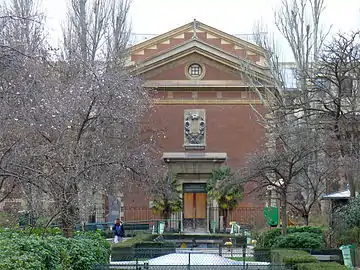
[184,109,206,150]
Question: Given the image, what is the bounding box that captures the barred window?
[188,64,202,77]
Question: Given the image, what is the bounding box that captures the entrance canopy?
[163,152,227,163]
[162,152,227,176]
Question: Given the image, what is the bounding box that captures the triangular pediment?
[128,20,267,68]
[142,53,245,81]
[131,39,272,86]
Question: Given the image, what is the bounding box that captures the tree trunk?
[223,209,228,232]
[163,210,170,229]
[60,202,77,238]
[63,223,75,238]
[163,200,170,229]
[78,0,88,73]
[303,213,309,226]
[349,172,356,198]
[280,190,287,236]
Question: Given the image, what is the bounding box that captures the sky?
[42,0,360,61]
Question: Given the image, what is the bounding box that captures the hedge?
[253,248,271,262]
[271,249,318,266]
[0,228,110,270]
[296,262,348,270]
[261,226,326,248]
[272,232,324,249]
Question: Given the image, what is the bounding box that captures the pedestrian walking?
[112,218,125,243]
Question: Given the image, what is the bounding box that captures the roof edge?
[130,21,193,52]
[130,20,265,55]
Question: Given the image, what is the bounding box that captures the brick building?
[117,20,274,233]
[0,20,277,231]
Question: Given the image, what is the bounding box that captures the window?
[188,63,203,77]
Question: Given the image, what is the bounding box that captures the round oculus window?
[188,63,203,77]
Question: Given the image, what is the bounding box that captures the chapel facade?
[117,20,273,233]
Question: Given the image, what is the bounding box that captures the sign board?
[183,183,207,193]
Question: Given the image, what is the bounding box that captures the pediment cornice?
[130,20,265,56]
[131,39,272,84]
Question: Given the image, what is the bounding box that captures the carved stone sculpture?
[184,109,206,149]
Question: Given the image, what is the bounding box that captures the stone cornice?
[144,80,259,88]
[154,99,263,105]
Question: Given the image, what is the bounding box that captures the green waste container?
[155,221,165,234]
[340,244,355,269]
[155,221,160,234]
[158,221,165,234]
[263,206,279,227]
[244,229,252,245]
[211,220,217,234]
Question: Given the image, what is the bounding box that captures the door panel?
[183,192,207,219]
[195,193,206,218]
[183,193,194,218]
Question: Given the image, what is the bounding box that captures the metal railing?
[122,206,265,233]
[93,265,290,270]
[105,247,284,269]
[95,250,288,269]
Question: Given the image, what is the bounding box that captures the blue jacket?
[112,224,125,237]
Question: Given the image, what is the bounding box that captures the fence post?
[188,252,191,270]
[242,244,246,266]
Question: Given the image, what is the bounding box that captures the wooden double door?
[183,183,207,232]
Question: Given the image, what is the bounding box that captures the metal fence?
[100,248,290,270]
[111,247,267,260]
[95,251,287,269]
[123,206,265,232]
[93,264,291,270]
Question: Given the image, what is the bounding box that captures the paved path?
[175,246,254,257]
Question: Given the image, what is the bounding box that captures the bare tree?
[0,0,45,55]
[62,0,132,68]
[239,0,332,232]
[288,151,337,225]
[275,0,329,86]
[310,31,360,198]
[0,0,46,216]
[244,123,316,235]
[0,0,157,237]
